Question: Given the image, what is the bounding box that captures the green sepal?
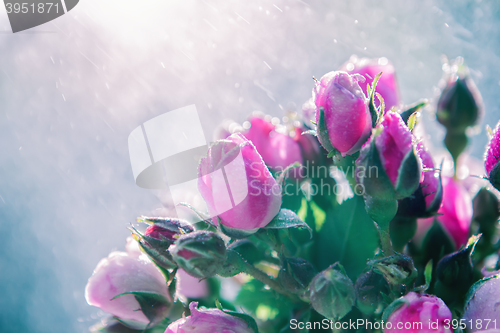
[412,260,433,292]
[369,253,418,287]
[368,72,383,127]
[278,256,317,294]
[111,292,171,327]
[426,163,444,215]
[264,209,312,238]
[276,162,302,189]
[215,299,260,333]
[395,146,421,199]
[129,228,177,270]
[400,101,427,125]
[218,249,246,277]
[357,138,396,200]
[218,222,258,239]
[168,270,177,301]
[407,112,418,131]
[381,297,410,322]
[317,107,339,154]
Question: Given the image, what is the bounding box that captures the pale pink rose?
[85,238,170,326]
[176,269,209,299]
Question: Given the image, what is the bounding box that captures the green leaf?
[400,101,427,125]
[381,298,409,322]
[395,146,421,199]
[276,162,302,190]
[412,260,433,292]
[265,209,312,238]
[235,278,293,322]
[111,292,171,326]
[317,107,338,154]
[375,92,385,118]
[314,196,379,280]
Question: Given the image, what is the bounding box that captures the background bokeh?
[0,0,498,332]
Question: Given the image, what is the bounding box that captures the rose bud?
[309,263,356,321]
[340,56,401,111]
[472,188,500,255]
[355,111,422,223]
[355,268,391,315]
[485,121,500,191]
[198,133,282,235]
[437,58,483,163]
[463,275,500,327]
[383,292,452,333]
[397,142,443,218]
[85,238,171,329]
[313,71,372,156]
[437,59,483,133]
[433,235,480,306]
[165,302,257,333]
[134,217,194,270]
[142,217,194,243]
[278,256,317,294]
[170,231,226,279]
[176,269,209,300]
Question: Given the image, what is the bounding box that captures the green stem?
[376,224,394,256]
[241,261,299,301]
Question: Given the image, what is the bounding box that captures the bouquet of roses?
[84,55,500,333]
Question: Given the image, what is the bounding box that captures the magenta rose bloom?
[414,177,473,250]
[243,116,303,174]
[463,275,500,331]
[340,56,401,111]
[313,71,372,156]
[485,121,500,191]
[384,292,452,333]
[85,238,171,328]
[165,302,256,333]
[198,133,282,232]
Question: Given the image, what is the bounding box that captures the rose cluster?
[85,56,500,333]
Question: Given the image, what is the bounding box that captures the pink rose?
[243,116,303,175]
[340,56,401,111]
[164,302,256,333]
[198,133,282,231]
[463,275,500,331]
[414,177,472,250]
[384,292,452,333]
[176,269,209,299]
[85,238,171,327]
[313,71,372,156]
